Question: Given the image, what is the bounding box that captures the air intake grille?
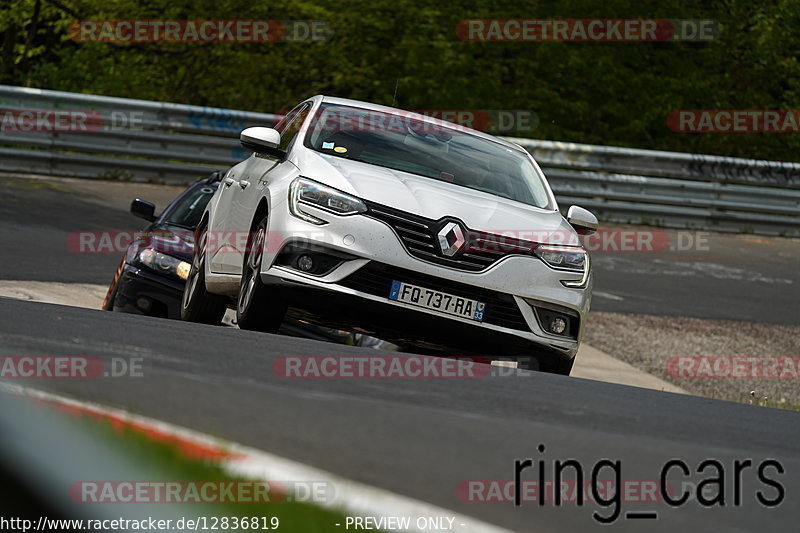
[365,202,537,272]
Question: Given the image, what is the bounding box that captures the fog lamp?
[550,317,567,335]
[297,255,314,272]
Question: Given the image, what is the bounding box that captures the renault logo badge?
[437,222,466,257]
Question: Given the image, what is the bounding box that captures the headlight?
[535,245,586,271]
[135,248,191,280]
[534,245,590,288]
[289,177,367,224]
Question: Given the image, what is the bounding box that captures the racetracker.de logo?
[67,229,707,254]
[68,20,332,43]
[456,19,719,42]
[274,355,492,379]
[457,479,668,503]
[0,356,143,378]
[668,110,800,133]
[0,109,104,132]
[284,108,538,135]
[666,356,800,379]
[70,481,286,504]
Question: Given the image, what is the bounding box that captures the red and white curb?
[0,383,516,533]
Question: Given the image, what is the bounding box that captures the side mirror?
[566,205,598,235]
[130,199,156,222]
[240,127,285,159]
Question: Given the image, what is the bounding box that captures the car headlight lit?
[289,177,367,224]
[534,245,590,288]
[136,248,191,280]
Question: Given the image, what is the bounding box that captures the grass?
[66,409,377,533]
[742,390,800,412]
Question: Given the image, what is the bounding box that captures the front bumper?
[259,197,591,359]
[111,264,185,319]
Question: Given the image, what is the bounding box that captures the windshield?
[162,182,218,229]
[303,104,553,209]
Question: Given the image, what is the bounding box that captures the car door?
[207,163,250,274]
[226,102,312,274]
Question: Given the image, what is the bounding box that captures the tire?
[517,355,574,376]
[181,226,227,324]
[236,216,286,332]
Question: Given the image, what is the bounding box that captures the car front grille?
[338,262,530,331]
[365,202,536,272]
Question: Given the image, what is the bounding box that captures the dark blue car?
[103,172,370,345]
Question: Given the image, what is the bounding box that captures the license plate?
[389,281,485,322]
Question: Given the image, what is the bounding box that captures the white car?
[181,96,597,374]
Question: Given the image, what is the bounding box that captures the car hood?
[138,223,195,261]
[293,149,579,246]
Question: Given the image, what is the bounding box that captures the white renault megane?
[181,96,597,374]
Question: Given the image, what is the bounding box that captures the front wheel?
[236,216,286,332]
[181,226,227,324]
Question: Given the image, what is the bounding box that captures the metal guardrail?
[1,85,799,236]
[0,85,277,182]
[512,139,800,235]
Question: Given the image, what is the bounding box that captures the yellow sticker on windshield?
[334,146,348,153]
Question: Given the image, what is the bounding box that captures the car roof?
[306,95,526,153]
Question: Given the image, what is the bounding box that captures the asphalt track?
[1,174,798,324]
[590,233,800,325]
[1,174,799,532]
[0,298,798,532]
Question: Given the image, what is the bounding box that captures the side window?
[278,103,311,151]
[274,105,300,134]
